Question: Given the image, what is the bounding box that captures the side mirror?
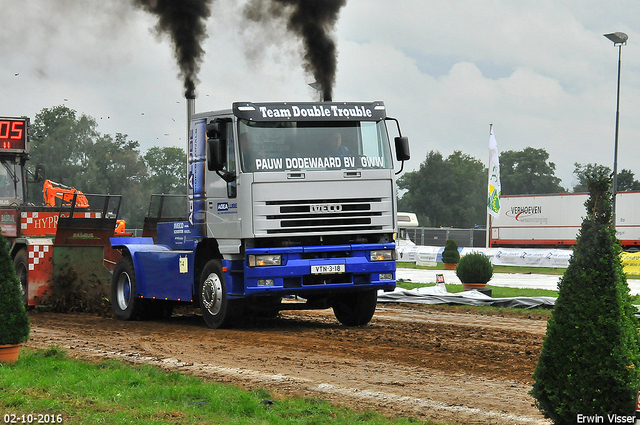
[206,120,226,171]
[394,136,410,161]
[207,139,225,171]
[35,164,46,182]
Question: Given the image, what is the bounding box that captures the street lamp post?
[604,32,628,229]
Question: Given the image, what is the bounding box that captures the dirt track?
[25,305,551,424]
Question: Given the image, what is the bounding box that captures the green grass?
[397,261,640,279]
[397,261,566,276]
[0,346,441,425]
[395,280,559,298]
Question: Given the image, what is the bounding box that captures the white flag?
[487,129,501,217]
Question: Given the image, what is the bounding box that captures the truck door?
[206,119,240,241]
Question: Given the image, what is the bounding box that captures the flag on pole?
[487,128,501,217]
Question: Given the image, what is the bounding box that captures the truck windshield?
[0,159,21,200]
[238,119,393,172]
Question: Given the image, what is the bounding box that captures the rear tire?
[199,259,232,329]
[13,249,28,306]
[332,290,378,326]
[111,256,144,320]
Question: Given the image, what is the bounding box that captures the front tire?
[111,256,144,320]
[332,290,378,326]
[199,259,232,329]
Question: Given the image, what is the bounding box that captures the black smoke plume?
[133,0,213,99]
[244,0,347,101]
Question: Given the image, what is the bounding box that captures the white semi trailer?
[490,192,640,250]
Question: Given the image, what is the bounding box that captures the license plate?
[311,264,345,274]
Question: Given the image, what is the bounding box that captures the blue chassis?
[110,237,396,303]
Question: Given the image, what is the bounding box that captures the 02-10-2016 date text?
[3,414,63,424]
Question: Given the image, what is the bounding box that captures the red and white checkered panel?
[26,242,54,305]
[28,244,51,271]
[21,211,102,236]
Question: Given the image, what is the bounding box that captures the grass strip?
[395,281,558,298]
[397,262,566,276]
[1,346,441,425]
[397,261,640,279]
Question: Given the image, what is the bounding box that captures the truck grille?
[266,198,381,234]
[253,180,394,237]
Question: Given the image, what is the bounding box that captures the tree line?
[398,147,640,228]
[28,105,640,230]
[28,105,186,229]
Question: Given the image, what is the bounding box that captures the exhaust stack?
[186,96,196,195]
[186,97,196,142]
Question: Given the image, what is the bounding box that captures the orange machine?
[43,179,90,208]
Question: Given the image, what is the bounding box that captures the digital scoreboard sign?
[0,117,27,151]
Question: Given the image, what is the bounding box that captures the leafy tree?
[88,133,147,194]
[398,150,485,228]
[573,163,640,193]
[499,147,564,195]
[144,146,186,194]
[90,133,150,229]
[29,105,99,202]
[29,105,151,228]
[397,151,445,227]
[531,169,640,423]
[616,169,640,192]
[572,163,611,193]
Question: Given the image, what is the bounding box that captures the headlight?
[370,250,396,261]
[248,254,282,267]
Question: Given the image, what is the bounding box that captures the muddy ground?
[25,304,551,424]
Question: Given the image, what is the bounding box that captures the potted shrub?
[441,239,460,270]
[0,233,30,363]
[455,252,493,291]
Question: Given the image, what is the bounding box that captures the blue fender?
[110,237,194,301]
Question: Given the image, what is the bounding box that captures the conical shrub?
[0,234,30,345]
[530,171,640,423]
[442,238,460,264]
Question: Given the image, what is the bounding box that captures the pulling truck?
[110,101,410,328]
[0,116,123,305]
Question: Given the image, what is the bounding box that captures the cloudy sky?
[2,0,639,189]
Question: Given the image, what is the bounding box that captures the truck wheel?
[332,290,378,326]
[199,259,231,329]
[112,257,144,320]
[13,249,28,306]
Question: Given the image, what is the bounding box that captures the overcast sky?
[2,0,639,189]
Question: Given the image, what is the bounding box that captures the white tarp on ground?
[396,241,572,269]
[396,267,640,296]
[377,282,556,309]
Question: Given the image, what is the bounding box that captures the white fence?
[396,240,572,268]
[399,227,487,248]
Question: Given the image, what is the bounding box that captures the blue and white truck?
[110,101,410,328]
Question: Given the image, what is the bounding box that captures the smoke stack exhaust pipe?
[187,96,196,142]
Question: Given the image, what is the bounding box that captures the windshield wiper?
[0,159,18,183]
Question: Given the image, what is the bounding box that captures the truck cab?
[0,117,29,211]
